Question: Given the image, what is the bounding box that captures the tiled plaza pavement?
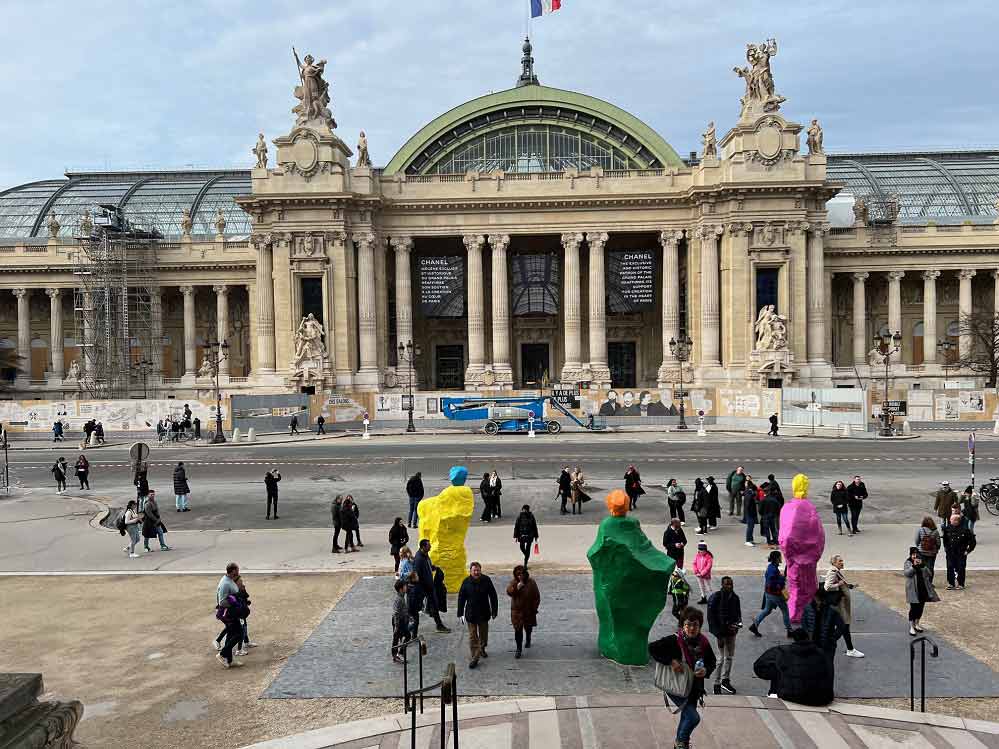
[242,696,999,749]
[264,575,999,700]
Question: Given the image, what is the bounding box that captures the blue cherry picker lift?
[440,395,606,435]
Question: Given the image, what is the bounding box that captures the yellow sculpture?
[418,466,474,593]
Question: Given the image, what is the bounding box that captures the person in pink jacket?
[692,540,714,604]
[778,473,825,625]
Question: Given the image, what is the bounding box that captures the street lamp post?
[937,339,956,383]
[872,330,902,437]
[397,340,421,433]
[669,334,693,430]
[204,338,229,443]
[132,358,154,399]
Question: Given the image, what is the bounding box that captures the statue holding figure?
[356,131,371,167]
[47,211,60,238]
[754,304,788,351]
[65,360,81,383]
[292,313,327,364]
[180,208,193,236]
[197,356,214,379]
[806,119,824,154]
[214,208,226,236]
[734,38,786,116]
[252,133,268,169]
[701,121,717,158]
[292,49,337,130]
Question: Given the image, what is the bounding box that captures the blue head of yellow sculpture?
[449,466,468,486]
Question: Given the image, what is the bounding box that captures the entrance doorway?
[608,341,636,387]
[435,345,464,390]
[520,343,549,387]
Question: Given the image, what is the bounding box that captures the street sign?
[552,385,580,408]
[969,431,975,455]
[806,403,822,412]
[675,390,690,400]
[885,400,907,415]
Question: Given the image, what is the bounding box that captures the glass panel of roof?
[193,176,252,236]
[48,179,134,236]
[123,178,205,236]
[0,180,65,238]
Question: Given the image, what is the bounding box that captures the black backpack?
[675,489,686,506]
[115,511,126,536]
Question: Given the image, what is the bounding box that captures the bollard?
[696,415,706,437]
[246,427,256,443]
[88,432,98,447]
[993,420,999,437]
[841,423,852,438]
[232,428,241,442]
[902,420,912,435]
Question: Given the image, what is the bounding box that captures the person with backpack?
[119,499,143,558]
[748,550,792,638]
[215,562,245,668]
[264,468,281,520]
[667,567,692,626]
[51,457,67,494]
[513,504,540,567]
[726,466,746,516]
[942,513,976,590]
[706,576,742,695]
[389,517,409,572]
[216,573,254,657]
[75,454,90,490]
[666,478,686,525]
[690,478,710,534]
[52,421,64,442]
[173,461,190,512]
[140,490,170,552]
[405,472,424,528]
[914,516,941,577]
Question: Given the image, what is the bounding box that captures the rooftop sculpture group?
[734,38,786,117]
[292,48,336,131]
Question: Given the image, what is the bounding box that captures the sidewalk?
[241,695,999,749]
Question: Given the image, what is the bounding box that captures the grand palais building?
[1,39,998,427]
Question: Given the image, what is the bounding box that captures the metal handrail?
[399,635,427,714]
[404,662,458,749]
[909,635,939,712]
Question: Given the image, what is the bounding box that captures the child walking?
[692,540,714,604]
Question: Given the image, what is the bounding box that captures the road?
[4,431,996,530]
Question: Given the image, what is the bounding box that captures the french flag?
[531,0,561,17]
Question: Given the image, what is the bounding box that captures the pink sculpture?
[778,473,825,624]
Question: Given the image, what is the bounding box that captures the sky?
[1,0,997,188]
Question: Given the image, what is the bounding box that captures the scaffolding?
[72,205,159,400]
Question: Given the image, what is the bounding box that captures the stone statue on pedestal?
[754,304,788,351]
[290,313,328,382]
[701,121,717,158]
[47,211,60,238]
[180,208,193,236]
[197,356,214,379]
[253,132,268,168]
[853,197,869,226]
[292,49,337,130]
[65,360,81,383]
[806,119,824,154]
[356,130,371,167]
[214,208,226,236]
[734,38,786,117]
[79,209,93,236]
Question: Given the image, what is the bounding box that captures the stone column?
[463,234,486,385]
[959,269,976,361]
[391,234,414,356]
[150,287,163,380]
[586,231,611,386]
[82,290,92,374]
[213,284,230,375]
[922,270,940,365]
[252,234,276,373]
[824,272,834,363]
[560,231,584,382]
[994,269,999,319]
[46,289,64,378]
[806,225,828,364]
[356,231,379,385]
[13,288,29,379]
[488,234,513,387]
[180,285,196,376]
[698,225,721,367]
[887,271,905,363]
[657,229,682,384]
[852,272,869,365]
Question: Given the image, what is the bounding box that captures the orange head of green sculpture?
[606,489,629,517]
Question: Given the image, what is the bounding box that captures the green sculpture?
[587,489,674,665]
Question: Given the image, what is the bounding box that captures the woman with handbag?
[140,490,170,552]
[666,478,686,525]
[570,467,587,515]
[388,517,409,572]
[624,465,644,510]
[824,555,863,658]
[650,606,716,749]
[513,505,540,567]
[507,565,541,658]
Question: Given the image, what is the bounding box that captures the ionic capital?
[809,223,831,237]
[212,284,229,296]
[959,269,977,281]
[179,285,195,297]
[12,288,28,299]
[46,288,61,299]
[851,272,869,284]
[921,270,941,282]
[462,234,486,253]
[560,232,584,251]
[658,229,683,248]
[487,234,511,253]
[887,271,906,282]
[726,222,753,236]
[355,231,377,250]
[250,232,273,250]
[326,230,348,246]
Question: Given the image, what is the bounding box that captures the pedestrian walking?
[74,454,90,489]
[663,518,687,569]
[915,516,941,577]
[289,414,300,435]
[830,480,850,535]
[691,478,709,534]
[95,422,105,444]
[316,414,326,434]
[557,466,572,515]
[134,462,150,502]
[513,504,539,567]
[934,480,958,522]
[330,495,343,553]
[141,490,170,552]
[341,495,359,552]
[768,412,779,436]
[264,468,281,519]
[215,562,245,669]
[960,485,979,531]
[667,567,692,625]
[392,578,414,663]
[846,475,868,533]
[507,565,540,658]
[759,482,780,546]
[405,472,424,528]
[666,478,686,525]
[942,513,976,590]
[414,539,451,632]
[389,517,409,572]
[726,466,746,516]
[173,461,190,511]
[51,457,67,493]
[397,545,415,581]
[192,416,201,440]
[456,562,498,669]
[765,473,784,533]
[824,555,863,657]
[904,546,938,636]
[171,419,181,443]
[742,475,759,547]
[215,573,254,655]
[52,421,64,442]
[479,472,493,522]
[748,550,792,638]
[692,541,713,604]
[489,470,503,518]
[706,576,742,695]
[752,629,833,705]
[705,476,720,530]
[570,466,586,515]
[624,465,644,510]
[650,606,716,749]
[121,499,142,558]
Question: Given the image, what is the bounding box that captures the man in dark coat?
[316,415,326,434]
[706,576,742,695]
[264,468,281,520]
[726,466,746,516]
[942,513,976,590]
[289,415,300,435]
[753,629,834,706]
[705,476,721,529]
[768,412,779,436]
[406,472,424,528]
[456,562,498,668]
[330,495,343,553]
[513,504,540,567]
[663,518,687,569]
[193,416,201,440]
[846,475,868,534]
[173,461,190,512]
[557,467,572,515]
[414,539,451,633]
